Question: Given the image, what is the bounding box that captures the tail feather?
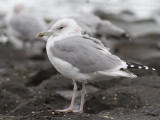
[127,62,156,71]
[100,70,137,78]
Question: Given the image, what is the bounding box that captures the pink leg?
[56,80,77,113]
[30,42,34,56]
[79,82,86,113]
[73,82,86,113]
[23,41,27,56]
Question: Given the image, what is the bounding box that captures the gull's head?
[13,4,26,14]
[36,18,81,38]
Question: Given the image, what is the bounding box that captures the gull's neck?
[5,10,22,25]
[5,11,14,25]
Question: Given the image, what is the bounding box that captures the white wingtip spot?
[152,68,156,71]
[130,65,134,67]
[138,66,142,69]
[133,74,137,78]
[130,73,137,78]
[144,66,149,70]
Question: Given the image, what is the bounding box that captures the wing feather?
[51,35,127,73]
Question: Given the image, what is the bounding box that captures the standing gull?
[6,4,46,55]
[37,18,155,113]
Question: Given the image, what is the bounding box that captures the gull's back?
[51,35,127,73]
[9,13,46,41]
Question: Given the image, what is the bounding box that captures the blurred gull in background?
[49,13,130,48]
[5,4,47,55]
[0,34,8,45]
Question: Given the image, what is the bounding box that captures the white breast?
[46,37,91,82]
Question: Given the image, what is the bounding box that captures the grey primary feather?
[51,35,125,73]
[9,13,46,41]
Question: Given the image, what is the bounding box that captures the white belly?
[46,37,91,82]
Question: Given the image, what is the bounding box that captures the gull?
[36,18,155,113]
[6,4,46,55]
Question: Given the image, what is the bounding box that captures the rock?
[0,69,31,98]
[35,74,72,91]
[121,76,160,88]
[8,94,69,116]
[84,76,160,114]
[56,85,100,100]
[84,87,144,114]
[142,104,160,116]
[27,67,58,86]
[89,78,123,90]
[98,108,159,120]
[0,90,22,114]
[114,41,160,61]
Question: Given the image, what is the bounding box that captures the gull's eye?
[58,26,64,30]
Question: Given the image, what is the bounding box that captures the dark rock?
[8,94,69,116]
[142,105,160,116]
[27,68,58,86]
[114,42,160,61]
[0,90,21,114]
[89,78,123,90]
[0,69,31,98]
[28,55,46,61]
[98,108,159,120]
[0,44,26,69]
[121,76,160,88]
[85,87,144,114]
[35,74,72,91]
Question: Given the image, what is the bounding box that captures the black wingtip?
[127,62,156,71]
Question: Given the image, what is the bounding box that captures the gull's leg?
[69,80,77,110]
[30,41,34,56]
[79,82,86,112]
[56,80,77,113]
[23,41,27,56]
[74,82,86,113]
